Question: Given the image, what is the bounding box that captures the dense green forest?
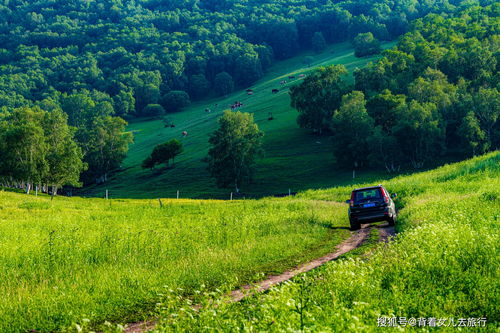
[0,0,498,193]
[292,3,499,171]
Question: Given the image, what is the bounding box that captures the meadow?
[150,152,500,332]
[0,191,351,332]
[82,41,397,200]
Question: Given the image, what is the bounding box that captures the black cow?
[272,89,279,94]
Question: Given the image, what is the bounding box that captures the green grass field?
[152,152,500,332]
[1,153,497,332]
[0,191,352,332]
[82,41,396,199]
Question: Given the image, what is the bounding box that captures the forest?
[0,0,498,193]
[291,3,499,171]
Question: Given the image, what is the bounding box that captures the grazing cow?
[288,75,295,79]
[246,89,253,92]
[268,112,274,121]
[205,108,211,113]
[182,131,188,137]
[279,80,287,85]
[230,101,244,110]
[170,124,175,128]
[247,91,254,95]
[272,89,279,94]
[299,74,305,78]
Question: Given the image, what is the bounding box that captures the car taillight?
[350,192,355,207]
[381,188,389,204]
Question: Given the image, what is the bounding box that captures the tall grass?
[152,152,499,332]
[0,194,350,332]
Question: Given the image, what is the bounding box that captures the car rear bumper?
[350,210,390,223]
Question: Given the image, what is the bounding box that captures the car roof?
[353,185,384,192]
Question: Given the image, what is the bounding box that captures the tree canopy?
[207,110,264,192]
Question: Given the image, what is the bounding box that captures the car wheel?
[350,219,361,231]
[388,215,396,226]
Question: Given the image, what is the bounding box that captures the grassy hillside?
[82,41,396,199]
[153,152,500,331]
[0,191,351,332]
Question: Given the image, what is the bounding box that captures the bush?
[160,91,191,113]
[141,104,165,117]
[353,32,381,57]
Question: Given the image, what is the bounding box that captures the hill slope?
[153,152,500,331]
[83,41,396,199]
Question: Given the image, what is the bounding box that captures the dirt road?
[124,222,396,333]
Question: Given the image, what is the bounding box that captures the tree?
[311,32,326,53]
[113,90,135,117]
[331,91,374,169]
[188,74,211,100]
[142,104,166,117]
[143,139,184,170]
[0,107,48,193]
[472,87,499,146]
[353,32,381,57]
[290,65,349,134]
[160,91,191,113]
[42,108,86,195]
[214,72,234,96]
[392,100,445,168]
[207,111,263,192]
[369,126,402,173]
[83,116,133,183]
[366,90,406,132]
[233,52,263,86]
[141,156,155,171]
[458,112,489,156]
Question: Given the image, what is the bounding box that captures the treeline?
[0,0,489,118]
[291,4,499,171]
[0,95,133,193]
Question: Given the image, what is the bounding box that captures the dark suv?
[346,185,397,230]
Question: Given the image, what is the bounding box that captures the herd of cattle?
[169,73,307,138]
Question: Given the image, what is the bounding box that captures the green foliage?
[311,32,327,53]
[42,108,86,191]
[353,32,381,57]
[142,104,166,117]
[0,106,85,193]
[0,0,460,118]
[331,91,374,168]
[290,65,349,133]
[143,139,184,170]
[82,117,133,183]
[208,111,264,191]
[214,72,234,97]
[85,41,393,199]
[160,91,191,113]
[392,100,445,168]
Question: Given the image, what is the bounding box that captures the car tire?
[350,219,361,231]
[388,215,396,226]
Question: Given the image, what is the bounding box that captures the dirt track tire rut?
[124,223,396,333]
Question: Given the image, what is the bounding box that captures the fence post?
[35,185,38,197]
[353,170,356,179]
[105,190,108,199]
[177,190,179,199]
[289,188,291,196]
[158,198,163,208]
[230,192,233,201]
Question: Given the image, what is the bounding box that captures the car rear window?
[354,188,382,202]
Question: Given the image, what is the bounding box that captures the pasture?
[83,41,396,199]
[152,152,500,331]
[0,191,350,332]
